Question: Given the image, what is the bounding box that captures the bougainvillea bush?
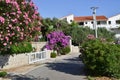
[0,0,41,54]
[46,31,70,55]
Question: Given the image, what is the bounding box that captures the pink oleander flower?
[12,18,18,23]
[10,12,16,15]
[5,36,9,42]
[23,12,28,19]
[7,33,10,36]
[28,18,31,22]
[34,11,38,14]
[24,20,28,25]
[17,10,22,14]
[11,1,19,9]
[11,33,15,36]
[29,1,34,7]
[16,26,20,31]
[3,43,7,46]
[7,30,10,32]
[6,0,10,3]
[0,16,5,23]
[9,24,12,28]
[22,28,24,31]
[10,42,12,44]
[0,38,3,41]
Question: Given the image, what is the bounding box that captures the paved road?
[25,53,87,80]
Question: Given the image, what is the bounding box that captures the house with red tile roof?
[74,15,108,29]
[60,14,120,29]
[60,14,108,29]
[60,14,120,38]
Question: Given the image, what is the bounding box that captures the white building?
[60,14,74,24]
[60,14,120,29]
[108,14,120,29]
[74,15,108,29]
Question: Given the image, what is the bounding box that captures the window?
[79,22,84,25]
[85,22,87,24]
[91,21,93,24]
[70,20,73,22]
[116,20,120,24]
[97,21,100,25]
[108,21,111,24]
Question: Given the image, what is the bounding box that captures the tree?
[41,18,70,40]
[97,28,115,41]
[0,0,41,53]
[41,18,54,40]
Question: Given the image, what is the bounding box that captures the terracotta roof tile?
[74,16,108,22]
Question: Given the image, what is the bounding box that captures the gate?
[29,51,46,64]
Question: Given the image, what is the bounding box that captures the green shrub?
[61,46,71,55]
[0,71,7,77]
[81,39,120,78]
[51,52,57,58]
[9,42,33,54]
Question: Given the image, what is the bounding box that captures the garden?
[39,16,120,79]
[0,0,120,79]
[40,17,120,79]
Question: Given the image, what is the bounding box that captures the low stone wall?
[0,53,29,69]
[0,42,74,69]
[31,42,47,51]
[0,42,50,69]
[71,45,79,53]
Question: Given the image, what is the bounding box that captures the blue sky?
[33,0,120,18]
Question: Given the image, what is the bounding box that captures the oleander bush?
[80,39,120,78]
[0,0,41,55]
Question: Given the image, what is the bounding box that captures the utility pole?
[91,7,98,38]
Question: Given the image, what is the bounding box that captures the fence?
[29,51,46,64]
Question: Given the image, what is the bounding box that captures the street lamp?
[91,7,98,38]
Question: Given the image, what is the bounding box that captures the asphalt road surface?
[25,53,87,80]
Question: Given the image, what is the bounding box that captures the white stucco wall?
[108,14,120,28]
[84,21,94,29]
[66,14,74,24]
[60,14,74,24]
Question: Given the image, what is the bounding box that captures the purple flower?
[46,31,70,51]
[47,34,51,39]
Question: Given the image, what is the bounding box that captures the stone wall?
[31,42,47,51]
[0,42,50,69]
[0,53,29,69]
[71,45,79,53]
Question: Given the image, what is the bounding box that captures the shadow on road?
[7,74,50,80]
[46,56,85,76]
